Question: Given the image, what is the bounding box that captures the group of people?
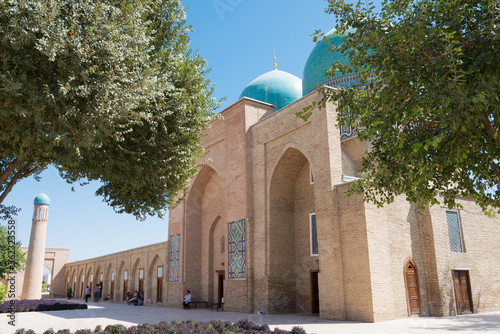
[67,285,193,309]
[126,290,145,305]
[84,284,102,302]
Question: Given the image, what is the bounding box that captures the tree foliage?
[306,0,499,214]
[0,0,218,220]
[0,224,26,280]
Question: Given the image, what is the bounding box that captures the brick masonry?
[166,90,500,321]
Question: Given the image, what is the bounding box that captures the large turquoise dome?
[302,28,355,96]
[34,193,50,206]
[239,69,302,112]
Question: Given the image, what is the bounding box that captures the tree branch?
[0,160,34,204]
[0,148,32,184]
[481,117,500,147]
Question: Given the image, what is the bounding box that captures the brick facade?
[166,91,500,321]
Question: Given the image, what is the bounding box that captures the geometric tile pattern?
[340,125,355,141]
[446,211,463,253]
[319,72,375,141]
[228,219,246,279]
[310,213,319,255]
[168,234,181,282]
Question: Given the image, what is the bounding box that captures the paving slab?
[1,300,499,334]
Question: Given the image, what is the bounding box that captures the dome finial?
[273,49,277,70]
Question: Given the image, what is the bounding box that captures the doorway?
[123,280,128,301]
[217,271,225,309]
[404,260,421,315]
[453,270,473,314]
[110,281,115,300]
[157,278,163,303]
[311,271,319,314]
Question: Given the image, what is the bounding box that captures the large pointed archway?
[269,147,318,314]
[184,165,225,303]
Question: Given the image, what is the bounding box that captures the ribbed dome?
[302,28,355,96]
[34,193,50,206]
[239,69,302,112]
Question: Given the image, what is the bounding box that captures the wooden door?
[138,279,144,294]
[311,271,320,314]
[110,281,115,300]
[453,270,473,314]
[405,261,420,314]
[123,280,128,300]
[157,278,163,303]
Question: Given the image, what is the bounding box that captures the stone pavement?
[1,300,500,334]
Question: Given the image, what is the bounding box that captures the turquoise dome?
[34,193,50,206]
[302,28,355,95]
[239,69,302,112]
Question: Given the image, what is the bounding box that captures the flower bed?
[0,299,87,313]
[12,319,307,334]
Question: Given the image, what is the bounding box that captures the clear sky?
[3,0,380,264]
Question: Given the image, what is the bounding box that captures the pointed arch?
[268,146,317,314]
[185,164,225,302]
[147,254,161,303]
[130,257,141,293]
[208,215,222,305]
[117,260,127,301]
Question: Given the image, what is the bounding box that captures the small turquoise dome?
[239,69,302,112]
[302,28,355,96]
[34,193,50,206]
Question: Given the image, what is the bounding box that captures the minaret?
[23,193,50,299]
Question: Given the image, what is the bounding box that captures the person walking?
[94,284,100,302]
[85,286,90,302]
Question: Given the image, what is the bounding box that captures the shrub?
[12,319,308,334]
[0,300,87,313]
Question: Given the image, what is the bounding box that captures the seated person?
[138,291,145,305]
[127,291,138,304]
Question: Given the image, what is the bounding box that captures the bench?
[190,301,207,309]
[210,302,224,312]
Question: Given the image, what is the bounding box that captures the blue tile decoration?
[321,71,376,141]
[228,219,246,279]
[168,234,181,282]
[340,125,354,141]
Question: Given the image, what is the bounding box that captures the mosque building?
[161,29,500,321]
[18,29,499,322]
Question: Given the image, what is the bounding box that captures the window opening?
[310,213,319,256]
[446,211,464,252]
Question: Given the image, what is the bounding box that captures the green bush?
[0,283,6,305]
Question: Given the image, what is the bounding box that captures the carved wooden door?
[405,261,420,314]
[453,270,473,314]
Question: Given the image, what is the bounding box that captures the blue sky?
[3,0,378,264]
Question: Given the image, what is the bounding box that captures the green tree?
[0,224,26,279]
[0,224,25,305]
[304,0,499,214]
[0,0,218,220]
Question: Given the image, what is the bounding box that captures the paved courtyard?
[1,300,500,334]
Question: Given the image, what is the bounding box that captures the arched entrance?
[185,165,225,303]
[404,260,421,315]
[269,147,317,314]
[208,216,226,306]
[42,265,51,295]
